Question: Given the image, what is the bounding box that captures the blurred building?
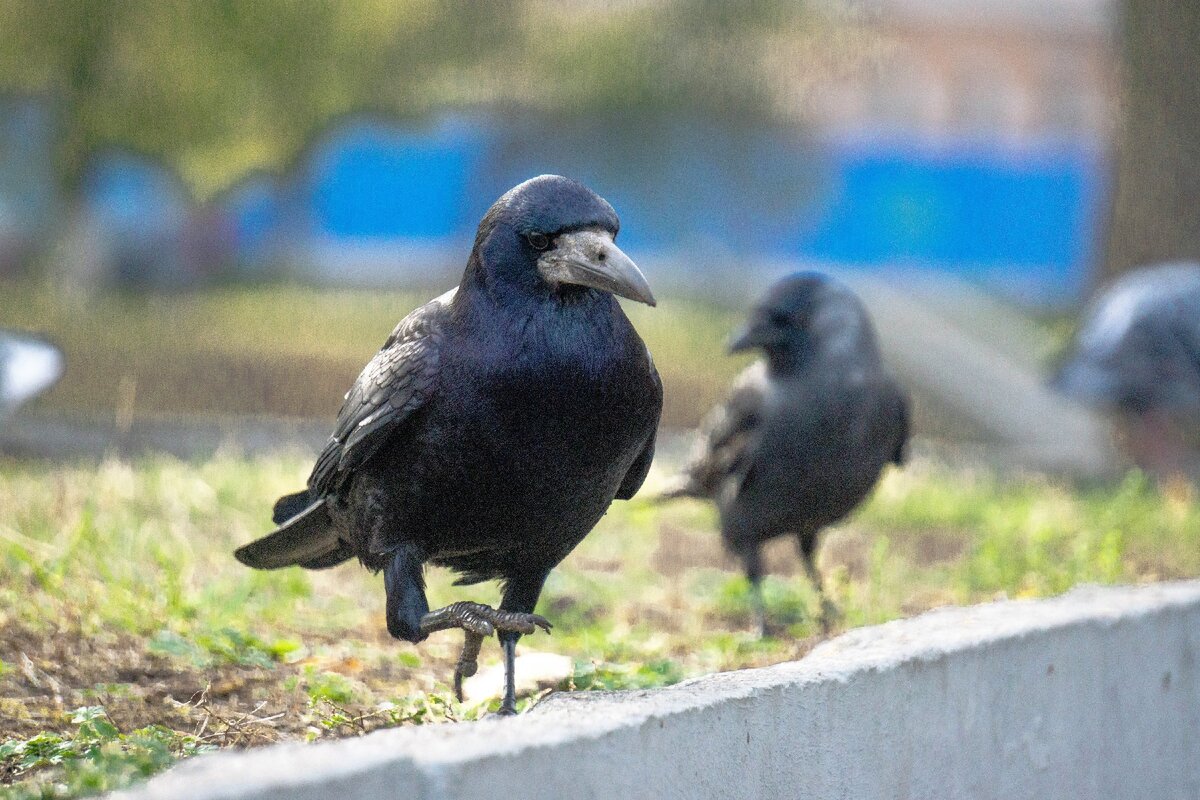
[788,0,1117,304]
[815,0,1114,141]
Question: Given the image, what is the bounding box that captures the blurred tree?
[1102,1,1200,282]
[0,0,524,194]
[0,0,827,197]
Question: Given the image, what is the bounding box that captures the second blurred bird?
[659,273,909,636]
[1052,262,1200,483]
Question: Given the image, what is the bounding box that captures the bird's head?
[1052,263,1200,414]
[729,272,879,370]
[466,175,655,307]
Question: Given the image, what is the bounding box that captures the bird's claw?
[419,601,493,636]
[493,610,552,636]
[420,601,552,638]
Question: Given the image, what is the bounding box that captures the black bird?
[1052,262,1200,479]
[236,176,662,713]
[659,273,907,635]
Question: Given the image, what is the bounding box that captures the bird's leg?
[743,548,771,638]
[494,572,551,716]
[798,534,839,635]
[497,633,519,715]
[750,577,769,639]
[1120,410,1189,486]
[383,548,550,700]
[453,631,484,702]
[384,545,431,643]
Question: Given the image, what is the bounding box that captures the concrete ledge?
[113,582,1200,800]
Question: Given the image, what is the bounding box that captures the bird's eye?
[769,310,791,327]
[526,232,550,251]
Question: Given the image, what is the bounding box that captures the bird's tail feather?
[273,489,314,525]
[297,543,355,570]
[236,494,348,570]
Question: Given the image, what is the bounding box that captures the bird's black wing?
[669,362,766,499]
[237,291,450,571]
[616,347,663,500]
[308,289,452,496]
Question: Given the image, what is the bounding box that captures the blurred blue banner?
[1,104,1107,305]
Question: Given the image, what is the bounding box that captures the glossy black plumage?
[661,273,907,633]
[236,175,662,711]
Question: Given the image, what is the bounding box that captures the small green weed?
[571,658,684,691]
[0,707,212,800]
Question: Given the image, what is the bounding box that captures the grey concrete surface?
[113,581,1200,800]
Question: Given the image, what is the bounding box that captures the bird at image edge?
[0,330,64,424]
[658,273,908,636]
[1052,261,1200,482]
[235,175,662,714]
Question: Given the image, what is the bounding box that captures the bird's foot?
[817,598,843,636]
[754,605,841,638]
[422,603,550,706]
[751,591,790,639]
[756,617,788,639]
[494,700,519,717]
[419,601,553,638]
[453,631,485,702]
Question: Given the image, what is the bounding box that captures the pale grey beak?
[728,313,784,354]
[537,230,656,307]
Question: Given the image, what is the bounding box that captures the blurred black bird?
[236,176,662,714]
[658,273,908,635]
[1052,262,1200,480]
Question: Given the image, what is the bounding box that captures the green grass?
[0,280,746,428]
[2,453,1197,798]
